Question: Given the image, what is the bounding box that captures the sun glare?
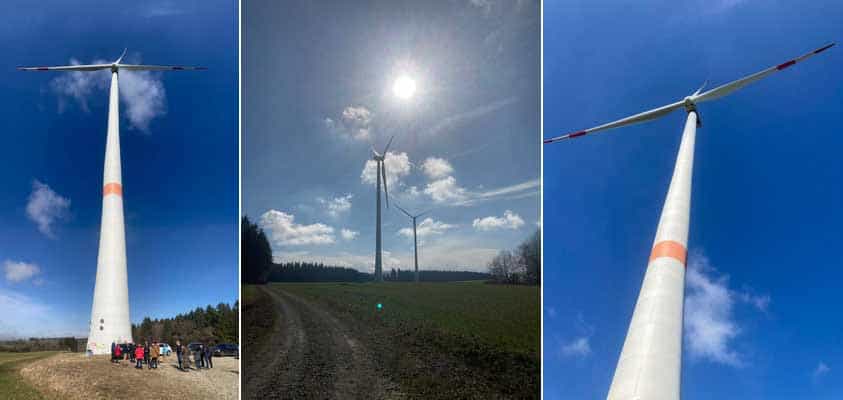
[392,75,417,100]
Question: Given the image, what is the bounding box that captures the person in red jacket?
[113,343,122,364]
[135,344,144,369]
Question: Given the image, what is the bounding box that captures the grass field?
[0,352,58,399]
[250,281,540,398]
[274,281,540,357]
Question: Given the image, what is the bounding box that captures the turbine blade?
[544,99,685,144]
[116,64,207,71]
[17,64,111,71]
[383,135,395,153]
[371,145,380,158]
[394,203,412,218]
[381,162,389,209]
[692,79,708,96]
[115,48,127,64]
[694,43,835,103]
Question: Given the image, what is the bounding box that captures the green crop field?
[0,352,58,399]
[272,281,540,357]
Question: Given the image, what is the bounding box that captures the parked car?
[213,343,239,358]
[158,343,172,356]
[188,342,203,353]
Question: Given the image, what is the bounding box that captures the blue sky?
[544,1,842,398]
[0,0,238,339]
[242,0,540,272]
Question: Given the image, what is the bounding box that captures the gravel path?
[20,352,239,400]
[244,285,402,399]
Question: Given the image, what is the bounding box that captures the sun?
[392,75,417,100]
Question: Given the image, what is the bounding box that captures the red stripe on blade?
[36,67,49,70]
[569,130,587,138]
[776,60,796,70]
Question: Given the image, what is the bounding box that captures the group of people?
[109,340,161,369]
[109,339,216,372]
[173,340,215,371]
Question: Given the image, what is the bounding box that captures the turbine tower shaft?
[374,160,383,282]
[413,217,419,283]
[88,71,132,354]
[607,111,697,400]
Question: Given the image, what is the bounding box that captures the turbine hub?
[683,96,697,113]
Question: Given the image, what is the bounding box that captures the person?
[183,344,192,370]
[144,341,151,369]
[204,343,213,369]
[150,341,160,369]
[128,342,135,362]
[194,344,203,370]
[134,344,144,369]
[110,342,116,363]
[113,342,122,364]
[175,339,183,370]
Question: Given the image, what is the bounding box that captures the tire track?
[246,285,403,399]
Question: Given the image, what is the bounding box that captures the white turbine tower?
[545,43,834,400]
[394,204,430,283]
[20,50,205,355]
[371,136,394,282]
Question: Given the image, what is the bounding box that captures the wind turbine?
[19,50,205,355]
[371,135,395,282]
[394,204,430,283]
[545,43,834,400]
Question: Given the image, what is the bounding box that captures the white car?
[158,343,172,356]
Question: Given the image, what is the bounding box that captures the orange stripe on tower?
[103,183,122,197]
[649,240,687,265]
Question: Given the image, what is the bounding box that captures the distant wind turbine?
[19,49,206,355]
[371,135,395,282]
[394,204,431,283]
[544,43,834,400]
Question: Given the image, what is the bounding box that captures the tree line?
[487,229,541,285]
[132,302,239,345]
[0,337,80,353]
[242,216,494,283]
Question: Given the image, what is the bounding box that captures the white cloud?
[259,210,335,246]
[427,97,517,137]
[26,180,70,238]
[813,362,830,381]
[468,0,493,15]
[560,337,591,358]
[139,2,184,17]
[424,176,468,203]
[49,56,167,132]
[421,157,454,179]
[4,261,41,284]
[119,70,167,132]
[738,291,771,313]
[318,194,353,217]
[398,217,457,239]
[405,186,421,198]
[361,151,412,188]
[684,252,769,367]
[472,210,525,231]
[340,228,359,241]
[326,105,373,141]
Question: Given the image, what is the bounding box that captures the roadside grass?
[0,352,59,400]
[270,281,540,398]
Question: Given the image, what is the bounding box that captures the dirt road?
[244,285,403,400]
[19,352,239,399]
